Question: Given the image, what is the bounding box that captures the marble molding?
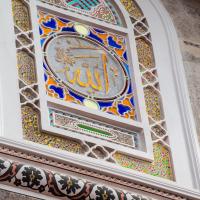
[0,157,153,200]
[161,0,200,142]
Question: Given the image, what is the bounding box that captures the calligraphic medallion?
[44,34,129,101]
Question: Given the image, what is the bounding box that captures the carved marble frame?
[34,0,153,159]
[0,0,199,199]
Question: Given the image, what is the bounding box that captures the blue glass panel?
[42,18,57,29]
[122,62,130,76]
[94,28,106,34]
[108,36,122,49]
[40,38,46,47]
[127,83,133,94]
[98,101,113,108]
[62,27,76,33]
[39,26,43,35]
[88,32,103,44]
[118,104,130,115]
[123,51,128,61]
[49,86,64,98]
[130,96,135,107]
[58,17,70,23]
[69,90,84,102]
[44,73,47,82]
[43,63,47,70]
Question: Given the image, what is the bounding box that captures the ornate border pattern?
[0,156,153,200]
[0,145,187,199]
[39,0,123,26]
[50,109,136,148]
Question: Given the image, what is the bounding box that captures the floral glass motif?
[39,11,136,120]
[40,0,123,26]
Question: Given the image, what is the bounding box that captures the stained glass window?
[10,0,175,181]
[39,10,136,120]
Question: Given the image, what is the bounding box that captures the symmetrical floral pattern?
[0,157,153,200]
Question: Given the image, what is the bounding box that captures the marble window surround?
[0,0,200,199]
[161,0,200,143]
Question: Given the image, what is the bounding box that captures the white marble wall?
[161,0,200,142]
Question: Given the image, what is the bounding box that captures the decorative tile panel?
[22,106,87,154]
[113,143,174,180]
[39,0,124,26]
[12,0,31,32]
[0,157,154,200]
[136,38,155,69]
[50,108,136,148]
[120,0,143,20]
[144,86,162,122]
[17,50,37,85]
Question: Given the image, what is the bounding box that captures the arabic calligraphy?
[101,53,109,94]
[55,47,75,66]
[55,65,102,91]
[45,35,127,100]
